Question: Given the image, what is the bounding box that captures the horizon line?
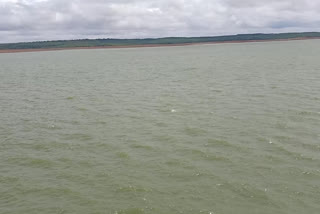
[1,31,320,45]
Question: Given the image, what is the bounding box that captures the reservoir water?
[0,40,320,214]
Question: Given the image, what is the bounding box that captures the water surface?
[1,40,320,214]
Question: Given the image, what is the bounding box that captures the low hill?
[1,32,320,50]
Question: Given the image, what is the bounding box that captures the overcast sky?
[0,0,320,43]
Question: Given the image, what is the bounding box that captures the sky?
[0,0,320,43]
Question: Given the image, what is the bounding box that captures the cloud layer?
[1,0,320,43]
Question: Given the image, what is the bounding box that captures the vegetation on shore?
[0,32,319,50]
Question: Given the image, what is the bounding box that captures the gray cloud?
[0,0,319,43]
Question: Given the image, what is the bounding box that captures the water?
[0,40,320,214]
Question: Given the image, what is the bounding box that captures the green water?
[0,40,320,214]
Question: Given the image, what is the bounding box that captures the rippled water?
[1,40,320,214]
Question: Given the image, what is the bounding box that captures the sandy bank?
[0,37,319,54]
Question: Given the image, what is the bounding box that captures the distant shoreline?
[0,37,319,54]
